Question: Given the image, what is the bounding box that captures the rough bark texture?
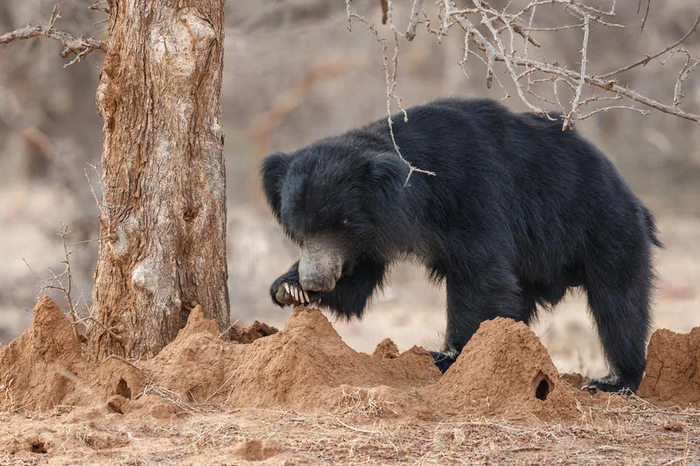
[89,0,229,359]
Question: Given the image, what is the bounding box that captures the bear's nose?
[300,276,336,293]
[298,235,344,293]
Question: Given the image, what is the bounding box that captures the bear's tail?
[642,207,663,248]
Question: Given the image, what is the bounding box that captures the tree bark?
[89,0,229,359]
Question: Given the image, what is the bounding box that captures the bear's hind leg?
[583,256,652,393]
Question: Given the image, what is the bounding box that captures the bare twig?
[446,3,700,123]
[641,0,651,31]
[601,14,700,79]
[72,315,122,342]
[563,13,590,129]
[345,0,353,31]
[0,6,107,68]
[23,224,85,349]
[578,105,650,120]
[89,1,110,14]
[467,1,546,114]
[349,0,700,127]
[406,0,425,41]
[57,224,79,342]
[336,417,382,434]
[22,224,122,347]
[671,49,700,108]
[348,11,435,184]
[218,318,239,340]
[84,165,103,215]
[379,0,389,25]
[459,30,471,77]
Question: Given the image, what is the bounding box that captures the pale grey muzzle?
[299,236,344,292]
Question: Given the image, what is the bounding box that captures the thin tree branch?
[446,3,700,123]
[672,49,700,108]
[563,13,590,129]
[601,14,700,79]
[0,6,107,68]
[641,0,651,31]
[406,0,425,41]
[349,8,435,184]
[349,0,700,131]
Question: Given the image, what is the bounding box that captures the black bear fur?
[261,98,661,393]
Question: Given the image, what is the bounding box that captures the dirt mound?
[373,338,400,359]
[146,305,245,403]
[638,327,700,405]
[6,298,653,422]
[0,296,84,409]
[423,318,579,420]
[139,306,438,412]
[221,307,439,410]
[0,300,439,414]
[0,297,147,411]
[229,321,278,343]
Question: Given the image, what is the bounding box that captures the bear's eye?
[341,218,350,227]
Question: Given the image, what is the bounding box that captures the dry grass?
[0,393,698,464]
[337,386,401,417]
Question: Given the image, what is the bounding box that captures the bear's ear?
[261,151,292,220]
[371,154,408,192]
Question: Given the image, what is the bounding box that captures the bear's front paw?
[271,279,313,307]
[430,350,458,373]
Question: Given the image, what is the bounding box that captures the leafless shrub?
[23,224,120,350]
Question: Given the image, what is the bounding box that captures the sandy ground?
[0,298,699,465]
[1,402,699,465]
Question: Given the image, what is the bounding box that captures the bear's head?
[261,141,409,292]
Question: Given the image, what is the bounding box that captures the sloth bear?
[261,98,660,393]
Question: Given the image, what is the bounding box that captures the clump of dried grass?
[337,386,399,417]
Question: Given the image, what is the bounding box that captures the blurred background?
[1,0,698,377]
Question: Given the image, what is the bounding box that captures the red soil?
[638,327,700,406]
[1,296,697,423]
[422,318,578,420]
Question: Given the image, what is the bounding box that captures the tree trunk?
[89,0,229,359]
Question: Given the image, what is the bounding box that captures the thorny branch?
[347,2,436,185]
[347,0,700,134]
[0,5,107,68]
[669,50,700,109]
[406,0,425,41]
[564,13,590,129]
[600,15,700,79]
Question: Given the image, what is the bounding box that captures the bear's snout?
[299,236,344,293]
